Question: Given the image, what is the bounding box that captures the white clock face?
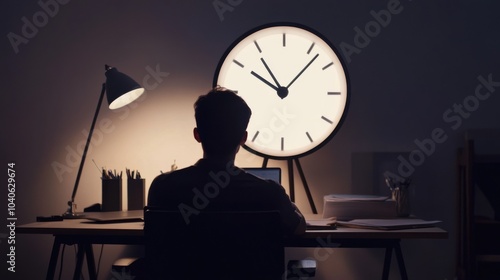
[214,24,349,159]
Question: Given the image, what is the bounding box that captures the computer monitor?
[243,167,281,184]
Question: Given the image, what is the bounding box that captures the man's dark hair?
[194,87,252,157]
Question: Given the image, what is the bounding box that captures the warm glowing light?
[109,88,145,109]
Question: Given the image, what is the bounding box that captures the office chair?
[144,208,285,280]
[457,130,500,280]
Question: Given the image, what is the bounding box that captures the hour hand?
[251,71,279,91]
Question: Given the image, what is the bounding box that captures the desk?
[19,217,447,280]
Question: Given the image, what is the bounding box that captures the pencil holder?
[102,178,122,212]
[392,188,410,217]
[127,178,145,210]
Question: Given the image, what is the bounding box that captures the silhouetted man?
[148,87,305,235]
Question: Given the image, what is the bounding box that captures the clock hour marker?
[253,40,262,53]
[322,62,334,70]
[251,131,260,142]
[321,116,333,124]
[306,132,313,143]
[307,42,315,54]
[233,59,244,68]
[215,25,349,159]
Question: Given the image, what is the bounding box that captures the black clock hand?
[251,71,279,91]
[286,53,319,89]
[252,58,291,99]
[260,58,281,87]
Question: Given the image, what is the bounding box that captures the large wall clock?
[213,22,350,213]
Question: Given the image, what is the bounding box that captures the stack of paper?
[323,194,397,220]
[306,217,337,230]
[337,219,441,230]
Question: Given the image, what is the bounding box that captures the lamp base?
[62,212,85,219]
[62,201,86,219]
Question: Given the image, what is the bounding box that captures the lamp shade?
[105,65,145,109]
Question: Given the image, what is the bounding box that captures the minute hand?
[286,53,319,89]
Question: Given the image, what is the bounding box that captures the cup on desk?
[392,188,410,217]
[102,178,122,212]
[127,178,145,210]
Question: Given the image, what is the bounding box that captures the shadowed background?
[1,0,500,279]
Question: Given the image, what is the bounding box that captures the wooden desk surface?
[18,219,144,236]
[18,215,447,280]
[18,218,448,240]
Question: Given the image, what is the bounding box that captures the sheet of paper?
[306,217,336,226]
[337,219,441,230]
[324,194,391,202]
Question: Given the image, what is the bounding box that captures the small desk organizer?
[102,178,122,211]
[127,179,145,210]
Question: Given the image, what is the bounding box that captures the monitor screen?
[243,168,281,184]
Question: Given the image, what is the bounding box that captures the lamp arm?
[70,83,106,204]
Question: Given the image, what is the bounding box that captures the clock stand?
[214,22,350,216]
[262,157,317,214]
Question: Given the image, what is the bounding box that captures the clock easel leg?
[294,158,317,214]
[288,159,295,202]
[261,157,317,214]
[262,157,269,168]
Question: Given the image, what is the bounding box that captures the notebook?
[84,210,144,223]
[243,167,281,184]
[306,217,337,230]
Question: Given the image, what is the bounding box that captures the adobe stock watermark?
[282,233,340,278]
[110,268,134,280]
[178,105,297,224]
[7,0,72,54]
[251,106,296,146]
[177,161,239,224]
[385,73,500,181]
[212,0,243,22]
[313,235,341,262]
[51,64,170,183]
[238,105,296,164]
[339,0,404,63]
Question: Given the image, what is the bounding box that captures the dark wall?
[2,1,499,279]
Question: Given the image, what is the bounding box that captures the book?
[323,194,397,220]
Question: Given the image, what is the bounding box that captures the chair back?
[144,207,284,280]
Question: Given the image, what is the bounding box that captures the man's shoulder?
[151,166,197,184]
[148,166,199,205]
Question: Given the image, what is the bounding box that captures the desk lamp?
[62,65,145,218]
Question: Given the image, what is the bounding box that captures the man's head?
[194,87,252,158]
